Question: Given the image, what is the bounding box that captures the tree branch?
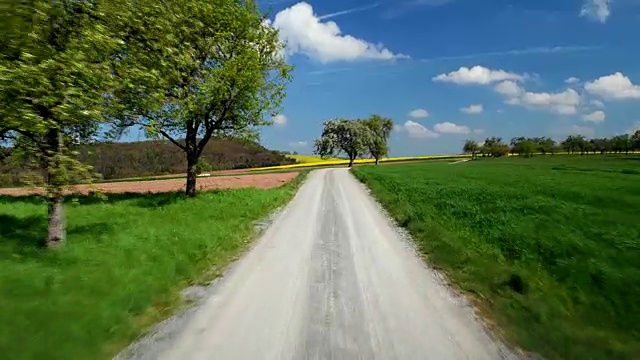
[158,130,187,152]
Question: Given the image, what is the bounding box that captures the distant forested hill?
[0,138,295,187]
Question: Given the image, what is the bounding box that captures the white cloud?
[434,122,471,134]
[565,77,581,84]
[494,80,523,97]
[289,141,308,147]
[584,72,640,100]
[582,110,606,123]
[460,104,484,114]
[398,121,440,139]
[272,2,406,63]
[473,128,486,135]
[580,0,611,23]
[408,108,429,118]
[272,114,287,126]
[433,66,523,85]
[494,81,581,115]
[591,99,605,108]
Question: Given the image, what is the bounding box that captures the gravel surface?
[117,168,517,360]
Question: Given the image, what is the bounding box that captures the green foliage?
[510,137,538,157]
[108,0,292,195]
[462,139,480,159]
[0,0,115,185]
[314,118,372,166]
[361,115,394,163]
[0,175,304,359]
[0,0,120,245]
[353,156,640,359]
[481,137,510,157]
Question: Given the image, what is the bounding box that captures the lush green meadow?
[0,175,304,360]
[352,156,640,359]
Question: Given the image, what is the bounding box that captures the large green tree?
[0,0,116,247]
[314,119,371,167]
[109,0,291,196]
[361,115,393,164]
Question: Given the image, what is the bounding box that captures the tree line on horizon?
[463,131,640,158]
[0,0,290,247]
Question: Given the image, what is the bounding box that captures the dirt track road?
[120,168,515,360]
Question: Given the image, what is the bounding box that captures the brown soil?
[0,172,299,197]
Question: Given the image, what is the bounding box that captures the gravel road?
[119,168,516,360]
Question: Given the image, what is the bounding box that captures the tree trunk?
[46,194,65,248]
[348,156,355,167]
[185,123,198,197]
[45,128,65,248]
[186,154,197,197]
[375,157,379,165]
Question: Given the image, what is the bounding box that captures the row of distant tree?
[464,131,640,158]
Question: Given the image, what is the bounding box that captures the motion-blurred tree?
[0,0,117,247]
[108,0,291,197]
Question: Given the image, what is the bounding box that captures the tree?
[534,137,556,155]
[362,115,393,164]
[463,140,480,159]
[109,0,291,197]
[561,135,587,155]
[612,134,632,155]
[314,119,371,167]
[512,139,537,157]
[632,130,640,152]
[482,137,509,157]
[0,0,116,247]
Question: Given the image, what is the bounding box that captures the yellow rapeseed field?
[252,154,471,171]
[286,154,342,163]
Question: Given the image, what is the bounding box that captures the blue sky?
[256,0,640,156]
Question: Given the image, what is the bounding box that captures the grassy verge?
[0,172,306,359]
[352,156,640,359]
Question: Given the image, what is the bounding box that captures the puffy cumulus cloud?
[582,110,606,123]
[396,121,440,139]
[460,104,484,114]
[271,114,287,126]
[591,99,605,108]
[580,0,611,23]
[494,80,523,97]
[494,81,581,115]
[433,122,471,134]
[584,72,640,100]
[272,2,407,63]
[408,108,429,118]
[433,66,523,85]
[565,77,581,84]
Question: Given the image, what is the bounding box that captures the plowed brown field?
[0,172,299,196]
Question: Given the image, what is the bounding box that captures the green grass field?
[0,174,304,360]
[352,156,640,359]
